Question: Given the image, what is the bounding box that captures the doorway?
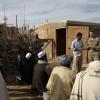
[56,28,66,56]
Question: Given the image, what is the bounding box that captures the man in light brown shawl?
[46,55,76,100]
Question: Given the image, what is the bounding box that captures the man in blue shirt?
[71,32,84,73]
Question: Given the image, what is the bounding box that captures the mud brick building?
[34,20,100,63]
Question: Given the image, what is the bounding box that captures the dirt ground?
[7,85,43,100]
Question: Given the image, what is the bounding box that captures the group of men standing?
[71,31,100,74]
[19,33,44,84]
[46,31,100,100]
[69,31,100,100]
[0,30,100,100]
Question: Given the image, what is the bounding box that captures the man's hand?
[87,45,95,49]
[87,46,91,49]
[90,46,95,49]
[77,48,83,51]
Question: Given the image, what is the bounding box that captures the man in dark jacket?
[32,51,52,96]
[31,33,44,57]
[17,35,37,84]
[20,51,36,84]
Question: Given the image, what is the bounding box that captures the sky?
[0,0,100,28]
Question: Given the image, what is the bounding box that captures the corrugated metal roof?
[67,20,100,26]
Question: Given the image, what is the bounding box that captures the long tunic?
[32,60,51,94]
[20,52,36,84]
[70,61,100,100]
[46,66,76,100]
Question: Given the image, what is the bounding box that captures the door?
[56,28,66,56]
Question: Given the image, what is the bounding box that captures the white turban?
[38,51,45,58]
[25,53,32,59]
